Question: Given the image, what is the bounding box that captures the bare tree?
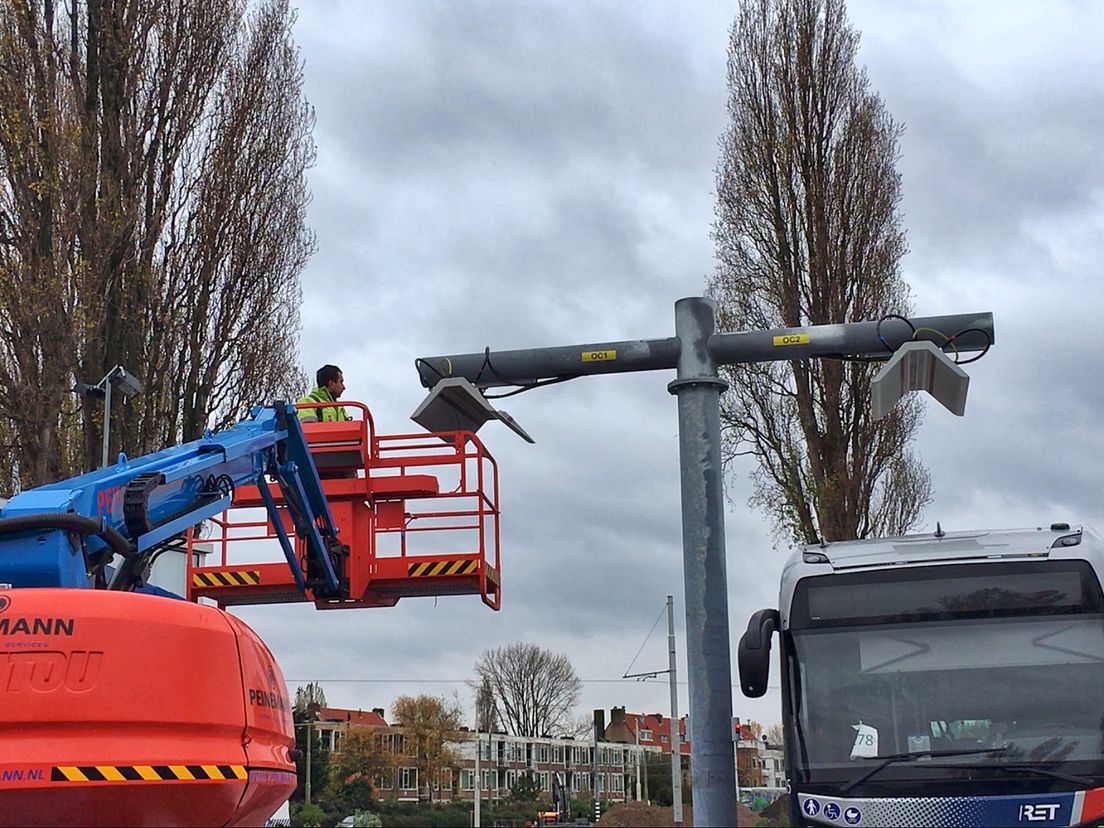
[765,722,784,746]
[472,642,584,738]
[293,681,328,719]
[0,0,311,493]
[710,0,931,546]
[0,1,83,489]
[475,676,498,733]
[390,694,463,803]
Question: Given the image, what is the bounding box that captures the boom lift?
[0,401,500,827]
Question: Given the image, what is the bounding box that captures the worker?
[296,364,351,422]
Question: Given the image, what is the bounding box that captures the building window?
[434,768,452,791]
[640,729,652,741]
[376,770,392,791]
[461,769,475,791]
[479,740,492,761]
[659,734,669,743]
[536,744,549,764]
[539,771,550,791]
[481,769,497,792]
[552,745,564,764]
[611,773,624,793]
[399,767,418,790]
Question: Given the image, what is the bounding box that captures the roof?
[317,707,388,727]
[804,525,1095,570]
[778,525,1104,621]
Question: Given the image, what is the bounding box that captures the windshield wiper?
[841,747,1008,795]
[925,762,1095,786]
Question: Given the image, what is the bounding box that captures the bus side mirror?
[739,608,780,698]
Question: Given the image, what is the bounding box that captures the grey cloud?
[266,0,1104,734]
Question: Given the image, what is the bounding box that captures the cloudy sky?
[228,0,1104,735]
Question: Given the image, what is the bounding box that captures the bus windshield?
[788,561,1104,789]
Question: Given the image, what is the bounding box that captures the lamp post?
[73,365,143,468]
[474,722,481,828]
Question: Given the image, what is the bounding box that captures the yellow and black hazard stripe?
[192,570,260,588]
[407,559,479,578]
[51,764,247,783]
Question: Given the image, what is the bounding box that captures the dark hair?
[316,364,342,387]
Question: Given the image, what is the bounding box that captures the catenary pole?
[415,299,994,825]
[668,594,684,826]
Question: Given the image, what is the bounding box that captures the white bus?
[739,524,1104,827]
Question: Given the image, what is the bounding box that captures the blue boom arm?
[0,403,347,597]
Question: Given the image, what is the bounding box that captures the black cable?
[484,376,576,399]
[876,314,916,352]
[948,327,992,365]
[479,347,514,387]
[821,354,890,364]
[414,357,448,385]
[471,346,579,398]
[0,513,133,559]
[472,348,490,386]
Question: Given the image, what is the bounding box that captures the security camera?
[107,365,143,397]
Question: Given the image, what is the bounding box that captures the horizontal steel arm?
[415,311,994,390]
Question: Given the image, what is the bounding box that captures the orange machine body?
[0,401,500,826]
[0,589,294,827]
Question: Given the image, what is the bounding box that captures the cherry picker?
[0,400,500,827]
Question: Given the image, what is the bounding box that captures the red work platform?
[186,402,501,611]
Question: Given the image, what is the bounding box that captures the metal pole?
[667,297,735,827]
[305,721,312,806]
[635,724,642,802]
[101,380,112,468]
[667,594,684,826]
[592,722,600,817]
[474,716,481,828]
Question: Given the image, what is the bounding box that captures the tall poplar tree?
[0,0,312,493]
[711,0,930,544]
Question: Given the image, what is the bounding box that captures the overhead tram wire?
[284,680,786,693]
[621,601,669,681]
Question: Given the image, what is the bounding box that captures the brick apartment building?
[313,705,782,803]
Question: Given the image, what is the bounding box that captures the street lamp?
[73,365,143,468]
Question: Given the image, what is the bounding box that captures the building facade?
[314,705,783,804]
[316,707,660,804]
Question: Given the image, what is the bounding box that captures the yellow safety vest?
[296,387,349,422]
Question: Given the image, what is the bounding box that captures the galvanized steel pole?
[667,297,735,826]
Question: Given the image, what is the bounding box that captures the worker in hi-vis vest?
[296,364,351,422]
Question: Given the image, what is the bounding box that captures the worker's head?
[317,364,345,398]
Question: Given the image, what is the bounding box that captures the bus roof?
[798,525,1095,569]
[778,524,1104,621]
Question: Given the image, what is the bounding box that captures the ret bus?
[740,524,1104,828]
